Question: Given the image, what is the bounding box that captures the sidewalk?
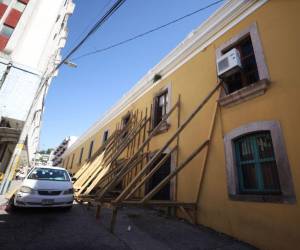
[0,180,22,207]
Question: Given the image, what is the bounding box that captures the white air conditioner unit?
[217,48,242,78]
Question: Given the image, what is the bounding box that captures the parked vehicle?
[14,166,74,208]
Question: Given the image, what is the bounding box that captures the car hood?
[21,179,72,190]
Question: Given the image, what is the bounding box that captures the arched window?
[234,132,280,194]
[224,121,295,203]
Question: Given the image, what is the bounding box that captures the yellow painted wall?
[194,2,300,250]
[63,1,300,249]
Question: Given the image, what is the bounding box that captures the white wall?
[0,63,41,122]
[0,0,75,166]
[5,0,74,74]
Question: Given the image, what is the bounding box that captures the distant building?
[0,1,75,177]
[52,136,77,167]
[34,149,55,166]
[47,150,55,166]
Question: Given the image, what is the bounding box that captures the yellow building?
[62,1,300,249]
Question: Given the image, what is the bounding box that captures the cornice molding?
[64,0,268,157]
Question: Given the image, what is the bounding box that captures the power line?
[35,0,127,120]
[37,0,127,120]
[54,0,126,73]
[0,0,130,194]
[38,0,127,127]
[70,0,114,49]
[71,0,224,61]
[29,0,128,142]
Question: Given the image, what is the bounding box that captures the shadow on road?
[0,204,130,250]
[0,204,257,250]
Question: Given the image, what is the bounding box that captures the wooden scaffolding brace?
[74,105,153,202]
[87,82,222,232]
[72,125,128,197]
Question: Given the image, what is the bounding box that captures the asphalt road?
[0,204,257,250]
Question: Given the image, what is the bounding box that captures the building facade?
[62,1,300,249]
[0,0,74,180]
[52,136,77,167]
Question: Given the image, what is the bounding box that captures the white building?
[52,136,77,166]
[33,149,55,166]
[0,0,75,179]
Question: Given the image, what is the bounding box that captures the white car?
[14,166,74,208]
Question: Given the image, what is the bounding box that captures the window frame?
[224,121,295,204]
[121,112,131,139]
[70,153,75,170]
[88,140,94,160]
[122,113,131,128]
[78,147,84,164]
[0,0,12,5]
[0,24,14,37]
[14,0,26,12]
[216,23,270,107]
[151,84,171,134]
[147,147,177,201]
[102,129,109,146]
[234,132,281,194]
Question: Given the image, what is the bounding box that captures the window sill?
[218,79,269,107]
[229,193,296,204]
[149,121,170,136]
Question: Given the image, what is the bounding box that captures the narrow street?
[0,204,256,250]
[0,1,297,249]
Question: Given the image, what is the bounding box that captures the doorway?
[147,153,171,200]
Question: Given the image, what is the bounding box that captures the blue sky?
[40,0,223,149]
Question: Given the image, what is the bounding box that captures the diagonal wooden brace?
[141,140,209,203]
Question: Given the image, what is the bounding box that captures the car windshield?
[28,168,70,181]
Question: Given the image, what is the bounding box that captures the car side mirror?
[71,177,77,182]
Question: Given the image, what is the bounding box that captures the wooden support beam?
[122,146,178,201]
[96,205,101,220]
[73,160,90,180]
[94,166,122,193]
[122,200,196,208]
[86,128,118,164]
[175,95,181,201]
[81,84,220,235]
[196,93,220,206]
[75,153,105,194]
[96,154,146,198]
[139,107,148,198]
[141,140,209,203]
[73,161,94,190]
[96,100,180,200]
[110,207,118,233]
[131,110,138,157]
[81,163,111,195]
[109,83,220,204]
[103,116,149,166]
[179,206,195,224]
[96,163,123,188]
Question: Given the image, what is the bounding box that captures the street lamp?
[63,60,77,68]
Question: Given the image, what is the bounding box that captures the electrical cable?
[54,0,126,73]
[71,0,224,61]
[70,0,114,49]
[29,0,127,131]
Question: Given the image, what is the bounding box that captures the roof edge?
[64,0,268,156]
